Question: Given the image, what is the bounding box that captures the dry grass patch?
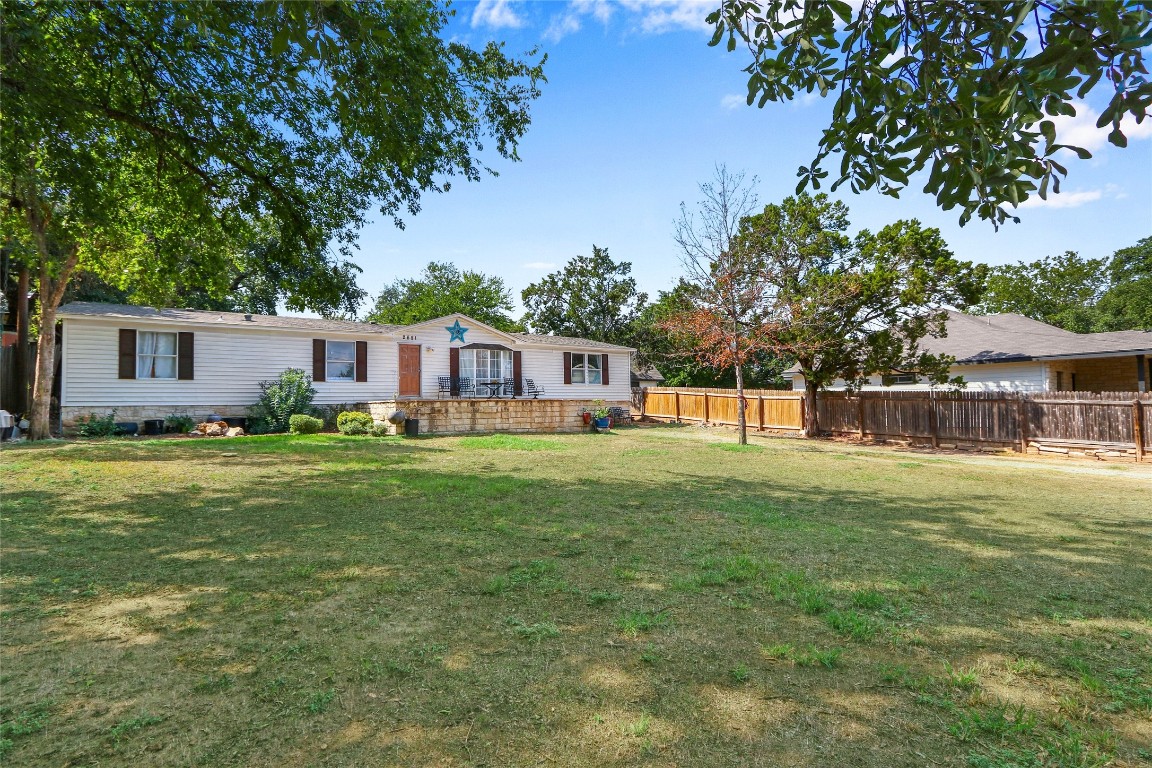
[2,427,1149,766]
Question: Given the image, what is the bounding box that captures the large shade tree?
[365,262,522,332]
[1,1,544,438]
[974,237,1152,332]
[708,1,1152,227]
[737,194,987,436]
[521,246,647,344]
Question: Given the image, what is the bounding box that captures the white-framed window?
[460,348,513,383]
[571,353,602,384]
[137,331,178,379]
[326,341,357,381]
[881,373,917,386]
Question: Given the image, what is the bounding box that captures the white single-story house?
[786,311,1151,393]
[57,302,634,433]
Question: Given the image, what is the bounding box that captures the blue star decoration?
[446,320,468,342]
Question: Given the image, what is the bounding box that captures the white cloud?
[720,93,744,111]
[471,0,523,30]
[1016,188,1103,210]
[522,261,557,270]
[620,0,714,34]
[1048,101,1152,154]
[544,12,583,43]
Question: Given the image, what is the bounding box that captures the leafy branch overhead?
[708,0,1152,226]
[1,1,546,439]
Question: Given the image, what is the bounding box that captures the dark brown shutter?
[601,354,610,385]
[563,351,572,384]
[513,351,523,395]
[312,339,326,382]
[118,329,137,379]
[177,332,194,380]
[355,341,367,382]
[449,347,460,396]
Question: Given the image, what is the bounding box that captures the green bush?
[75,411,118,437]
[368,422,391,437]
[248,369,317,434]
[313,403,351,431]
[164,413,196,434]
[289,414,324,435]
[336,411,373,435]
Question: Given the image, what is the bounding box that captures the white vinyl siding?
[61,314,634,408]
[61,319,392,407]
[791,361,1050,393]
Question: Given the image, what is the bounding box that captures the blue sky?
[355,0,1152,315]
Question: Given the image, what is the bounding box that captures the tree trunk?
[734,363,747,445]
[804,379,820,438]
[13,265,31,414]
[27,250,78,440]
[29,299,58,439]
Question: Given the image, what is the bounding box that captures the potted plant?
[580,409,592,425]
[591,399,611,430]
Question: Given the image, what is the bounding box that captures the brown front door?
[398,344,421,397]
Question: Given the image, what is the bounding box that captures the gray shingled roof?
[57,302,402,334]
[56,302,637,350]
[509,332,634,351]
[924,311,1152,363]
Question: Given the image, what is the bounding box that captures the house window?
[137,331,178,379]
[571,353,602,384]
[460,348,512,383]
[881,373,917,386]
[326,341,357,381]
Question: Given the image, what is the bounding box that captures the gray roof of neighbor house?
[923,311,1152,363]
[631,364,666,383]
[783,311,1152,377]
[56,302,637,351]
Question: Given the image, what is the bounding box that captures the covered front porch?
[367,397,632,436]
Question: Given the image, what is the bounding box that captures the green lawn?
[2,426,1150,767]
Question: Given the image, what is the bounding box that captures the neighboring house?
[630,364,665,388]
[785,311,1151,393]
[57,302,634,426]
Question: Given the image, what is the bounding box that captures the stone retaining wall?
[367,398,631,436]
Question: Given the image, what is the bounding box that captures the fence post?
[857,393,866,439]
[1134,399,1145,463]
[1017,395,1029,455]
[674,391,681,423]
[757,396,764,432]
[640,388,646,419]
[703,393,710,424]
[929,391,940,449]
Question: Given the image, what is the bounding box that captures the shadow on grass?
[2,435,1149,767]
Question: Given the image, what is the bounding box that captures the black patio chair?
[523,379,545,399]
[437,376,453,399]
[608,406,632,424]
[457,377,475,398]
[501,377,517,398]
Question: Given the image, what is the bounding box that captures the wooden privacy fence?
[637,387,1151,460]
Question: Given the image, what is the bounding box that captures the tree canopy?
[736,193,986,435]
[520,246,647,344]
[708,1,1152,226]
[974,237,1152,332]
[364,262,522,332]
[1,1,545,437]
